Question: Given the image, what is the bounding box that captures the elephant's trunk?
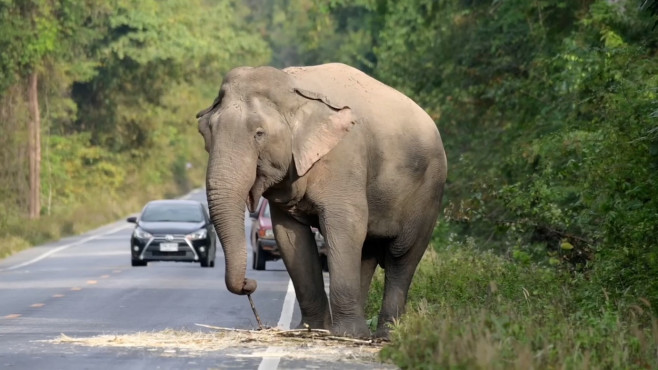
[206,154,257,296]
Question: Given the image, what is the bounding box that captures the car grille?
[152,234,187,239]
[139,235,200,261]
[151,251,187,257]
[143,245,195,260]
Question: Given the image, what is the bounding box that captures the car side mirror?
[126,216,137,223]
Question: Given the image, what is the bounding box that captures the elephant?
[195,63,447,338]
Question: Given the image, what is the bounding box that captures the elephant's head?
[196,66,355,295]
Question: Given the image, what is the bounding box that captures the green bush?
[0,0,269,257]
[0,235,30,260]
[357,0,658,312]
[378,238,658,369]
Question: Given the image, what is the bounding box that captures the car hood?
[138,221,206,234]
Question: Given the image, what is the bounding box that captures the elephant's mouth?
[247,190,261,214]
[248,178,266,213]
[247,193,256,213]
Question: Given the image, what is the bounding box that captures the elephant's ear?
[294,88,346,111]
[291,89,356,176]
[196,89,224,118]
[197,115,212,153]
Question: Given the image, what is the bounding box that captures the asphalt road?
[0,189,393,370]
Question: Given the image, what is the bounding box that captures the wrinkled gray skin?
[196,63,447,338]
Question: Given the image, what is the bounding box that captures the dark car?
[249,198,327,271]
[127,199,217,268]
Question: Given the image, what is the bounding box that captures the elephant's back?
[285,63,440,141]
[286,62,445,180]
[285,63,420,112]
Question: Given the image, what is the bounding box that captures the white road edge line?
[277,279,296,329]
[258,279,295,370]
[0,223,132,272]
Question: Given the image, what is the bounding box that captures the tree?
[27,71,41,219]
[0,0,271,222]
[0,0,108,218]
[0,0,57,219]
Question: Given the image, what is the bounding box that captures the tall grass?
[0,182,199,260]
[367,238,658,369]
[0,198,129,259]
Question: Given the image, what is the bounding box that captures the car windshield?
[263,203,271,218]
[140,203,204,223]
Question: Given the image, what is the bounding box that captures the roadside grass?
[0,199,127,259]
[0,235,31,260]
[366,240,658,369]
[0,186,186,260]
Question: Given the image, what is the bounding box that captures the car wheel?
[200,253,214,268]
[254,241,266,271]
[210,244,216,267]
[201,244,216,268]
[131,259,147,267]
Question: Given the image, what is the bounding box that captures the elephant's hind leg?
[376,220,436,338]
[359,240,386,311]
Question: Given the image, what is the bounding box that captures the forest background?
[1,0,657,368]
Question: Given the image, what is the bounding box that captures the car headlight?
[258,228,275,239]
[186,228,207,240]
[133,227,152,239]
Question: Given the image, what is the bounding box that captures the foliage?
[333,0,658,310]
[0,235,30,260]
[0,0,271,247]
[245,0,376,70]
[339,1,658,367]
[372,242,658,369]
[0,0,102,91]
[71,0,269,148]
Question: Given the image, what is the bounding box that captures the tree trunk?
[27,72,41,219]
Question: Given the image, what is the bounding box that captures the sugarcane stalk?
[247,294,263,330]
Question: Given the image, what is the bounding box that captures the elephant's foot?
[294,320,330,331]
[331,319,371,339]
[373,325,391,340]
[294,315,331,331]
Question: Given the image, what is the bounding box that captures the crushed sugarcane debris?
[44,325,386,363]
[194,323,382,345]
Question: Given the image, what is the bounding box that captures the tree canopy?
[0,0,268,228]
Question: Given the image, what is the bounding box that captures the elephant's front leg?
[270,206,331,331]
[323,204,370,338]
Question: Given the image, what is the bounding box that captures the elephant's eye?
[255,128,266,139]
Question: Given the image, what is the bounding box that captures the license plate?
[160,243,179,252]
